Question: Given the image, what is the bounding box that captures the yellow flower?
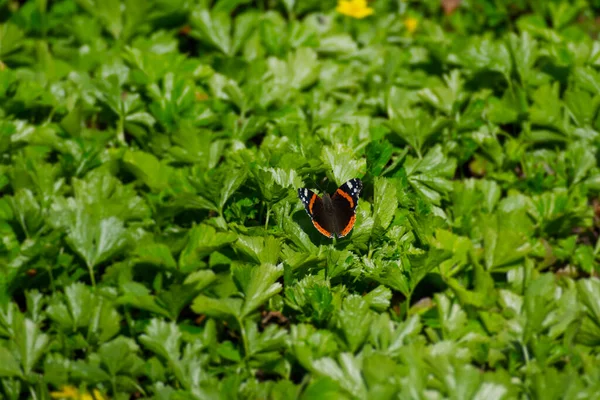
[82,390,106,400]
[336,0,374,19]
[404,17,418,34]
[50,386,107,400]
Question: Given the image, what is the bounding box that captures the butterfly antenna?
[313,176,326,193]
[319,176,330,193]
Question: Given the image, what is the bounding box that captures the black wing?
[298,187,335,238]
[330,178,362,237]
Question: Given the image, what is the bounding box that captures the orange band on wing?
[339,215,356,237]
[308,193,317,214]
[312,220,333,238]
[336,189,354,208]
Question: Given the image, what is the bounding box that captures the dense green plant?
[1,0,600,398]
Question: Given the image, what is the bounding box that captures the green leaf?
[567,142,596,185]
[122,150,171,192]
[288,47,320,90]
[157,272,217,320]
[0,347,22,378]
[405,145,456,205]
[9,189,43,238]
[337,295,371,352]
[482,210,532,270]
[218,169,248,212]
[529,82,563,130]
[371,177,398,238]
[321,144,366,186]
[14,319,48,376]
[139,319,182,362]
[311,353,367,399]
[117,282,172,319]
[508,31,539,85]
[417,70,465,115]
[98,336,141,377]
[133,241,177,269]
[191,295,241,320]
[239,263,283,318]
[233,235,281,265]
[190,9,232,55]
[366,139,395,177]
[363,286,391,312]
[253,167,300,204]
[66,213,128,270]
[387,108,450,158]
[179,224,237,271]
[577,279,600,328]
[485,88,524,124]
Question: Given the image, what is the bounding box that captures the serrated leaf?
[133,241,176,269]
[66,213,128,270]
[321,144,366,186]
[253,167,300,204]
[179,224,237,271]
[337,295,371,352]
[191,10,232,55]
[117,282,171,319]
[311,353,367,399]
[122,150,171,192]
[0,347,22,378]
[9,189,43,238]
[219,169,248,212]
[233,235,281,265]
[578,279,600,326]
[240,263,283,318]
[14,319,48,376]
[482,210,532,270]
[363,286,392,312]
[98,336,140,377]
[372,177,398,238]
[139,319,182,362]
[191,295,242,320]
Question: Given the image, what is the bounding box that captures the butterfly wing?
[297,188,335,238]
[330,178,363,237]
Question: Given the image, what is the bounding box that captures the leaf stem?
[87,263,96,287]
[238,317,250,359]
[265,204,271,230]
[29,386,39,400]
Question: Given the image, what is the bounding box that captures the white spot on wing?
[347,181,353,189]
[304,188,308,197]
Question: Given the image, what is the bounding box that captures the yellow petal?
[336,0,374,19]
[405,17,418,33]
[50,386,80,399]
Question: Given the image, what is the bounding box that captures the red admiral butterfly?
[297,178,363,238]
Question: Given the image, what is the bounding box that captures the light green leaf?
[240,263,283,318]
[66,214,128,269]
[372,177,398,238]
[0,347,22,378]
[337,295,371,352]
[14,319,48,376]
[139,319,182,362]
[179,224,237,271]
[321,144,366,186]
[122,150,171,192]
[312,353,367,399]
[9,189,43,238]
[233,235,281,265]
[191,295,242,320]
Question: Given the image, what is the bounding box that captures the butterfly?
[297,178,363,238]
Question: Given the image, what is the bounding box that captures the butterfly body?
[297,178,363,238]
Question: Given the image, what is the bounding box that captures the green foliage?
[1,0,600,398]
